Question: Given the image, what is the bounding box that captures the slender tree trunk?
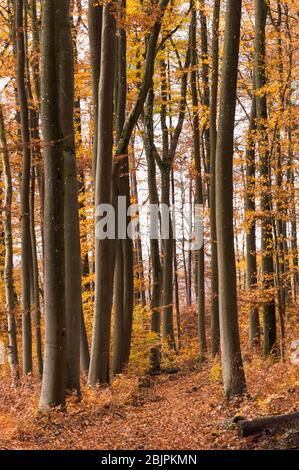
[57,0,82,395]
[24,4,43,377]
[199,0,211,183]
[15,0,33,375]
[158,32,191,349]
[73,19,91,374]
[0,104,19,382]
[285,11,297,299]
[172,170,181,348]
[89,3,117,385]
[131,163,146,307]
[112,0,134,374]
[88,0,102,178]
[254,0,276,356]
[30,167,43,377]
[215,0,246,398]
[191,2,206,361]
[245,96,260,347]
[144,85,162,372]
[39,0,66,410]
[78,177,90,375]
[209,0,220,358]
[161,163,175,347]
[158,55,175,348]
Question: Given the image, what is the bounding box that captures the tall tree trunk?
[89,0,169,384]
[199,0,211,183]
[73,15,91,374]
[172,171,181,349]
[159,55,175,347]
[209,0,220,358]
[285,8,298,300]
[0,104,19,382]
[30,167,43,377]
[58,0,82,395]
[191,1,206,362]
[24,2,43,377]
[254,0,276,356]
[39,0,66,410]
[158,32,191,349]
[144,85,162,373]
[88,3,117,385]
[112,0,134,375]
[215,0,246,398]
[161,164,175,347]
[131,162,146,307]
[88,0,102,178]
[245,96,260,347]
[15,0,33,375]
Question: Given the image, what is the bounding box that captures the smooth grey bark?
[158,55,174,347]
[88,0,102,177]
[112,238,125,375]
[39,0,66,410]
[30,167,43,377]
[30,0,40,102]
[89,0,170,384]
[215,0,246,398]
[15,0,33,375]
[131,164,146,307]
[88,3,117,385]
[285,7,298,301]
[254,0,276,356]
[199,0,210,180]
[73,16,91,374]
[155,35,191,349]
[57,0,82,395]
[144,85,162,372]
[245,96,260,347]
[209,0,220,358]
[161,164,175,346]
[172,170,181,349]
[0,103,19,382]
[24,3,43,377]
[77,182,90,374]
[112,31,126,374]
[112,3,134,375]
[191,1,206,362]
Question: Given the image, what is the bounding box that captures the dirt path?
[0,364,298,450]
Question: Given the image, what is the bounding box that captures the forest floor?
[0,350,299,450]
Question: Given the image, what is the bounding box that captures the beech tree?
[0,103,19,381]
[88,0,102,177]
[39,0,66,410]
[209,0,220,357]
[191,0,206,361]
[89,0,170,385]
[254,0,276,356]
[15,0,32,375]
[88,2,117,385]
[215,0,246,397]
[58,0,82,395]
[245,96,260,347]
